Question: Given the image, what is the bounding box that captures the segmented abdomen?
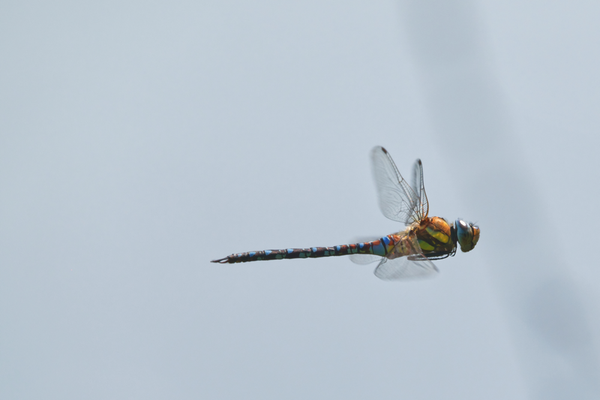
[211,235,400,264]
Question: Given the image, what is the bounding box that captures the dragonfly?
[212,146,480,280]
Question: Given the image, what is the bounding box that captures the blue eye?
[455,219,479,252]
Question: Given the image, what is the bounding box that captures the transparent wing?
[371,146,425,224]
[350,254,382,265]
[411,159,429,219]
[373,234,438,280]
[374,257,438,280]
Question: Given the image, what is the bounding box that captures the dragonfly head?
[454,219,480,252]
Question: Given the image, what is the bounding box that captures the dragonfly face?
[455,219,480,252]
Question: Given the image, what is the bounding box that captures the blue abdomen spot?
[287,249,293,254]
[312,247,317,252]
[249,252,256,257]
[265,250,272,256]
[372,242,385,256]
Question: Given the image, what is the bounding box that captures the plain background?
[1,1,599,399]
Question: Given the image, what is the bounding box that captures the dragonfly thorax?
[414,217,456,257]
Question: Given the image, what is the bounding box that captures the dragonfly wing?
[374,256,438,280]
[411,159,429,219]
[373,234,438,280]
[350,254,382,265]
[371,146,423,224]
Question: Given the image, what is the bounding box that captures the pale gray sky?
[1,1,599,399]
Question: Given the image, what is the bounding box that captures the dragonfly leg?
[409,251,453,261]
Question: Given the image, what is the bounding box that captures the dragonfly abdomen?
[211,237,394,264]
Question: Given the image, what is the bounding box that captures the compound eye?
[455,219,478,252]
